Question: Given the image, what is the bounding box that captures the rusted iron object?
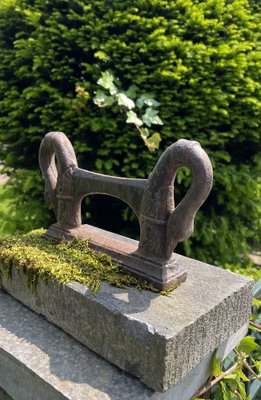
[39,132,213,289]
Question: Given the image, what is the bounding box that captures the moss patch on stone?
[0,229,176,294]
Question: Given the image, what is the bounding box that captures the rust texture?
[39,132,213,289]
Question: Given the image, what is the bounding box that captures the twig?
[227,385,243,400]
[234,349,260,380]
[243,360,260,380]
[249,321,261,330]
[193,363,238,398]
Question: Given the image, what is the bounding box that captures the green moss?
[0,229,176,294]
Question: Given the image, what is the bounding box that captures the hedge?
[0,0,260,268]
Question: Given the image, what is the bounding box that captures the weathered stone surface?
[0,291,249,400]
[0,291,151,400]
[0,228,253,392]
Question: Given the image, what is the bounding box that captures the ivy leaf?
[254,360,261,375]
[125,85,138,99]
[116,93,135,110]
[136,94,161,108]
[212,356,222,377]
[236,366,249,382]
[252,297,261,307]
[97,70,114,87]
[238,381,247,400]
[142,108,163,127]
[220,381,232,400]
[126,111,143,126]
[93,90,115,107]
[97,70,118,95]
[236,336,259,355]
[249,313,257,321]
[142,132,161,152]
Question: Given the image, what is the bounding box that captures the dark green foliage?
[0,170,52,237]
[0,0,260,269]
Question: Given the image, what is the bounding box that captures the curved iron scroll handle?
[39,132,79,222]
[138,139,213,261]
[39,132,213,288]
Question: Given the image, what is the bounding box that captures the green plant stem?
[193,362,238,398]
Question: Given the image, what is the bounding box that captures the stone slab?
[0,227,253,392]
[0,291,249,400]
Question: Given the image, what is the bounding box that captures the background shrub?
[0,0,260,269]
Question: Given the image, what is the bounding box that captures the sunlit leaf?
[252,298,261,307]
[126,111,143,126]
[93,90,115,107]
[236,336,259,355]
[212,356,222,377]
[97,70,118,95]
[136,94,160,108]
[116,93,135,110]
[237,366,249,382]
[143,132,161,152]
[142,108,163,127]
[249,313,256,321]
